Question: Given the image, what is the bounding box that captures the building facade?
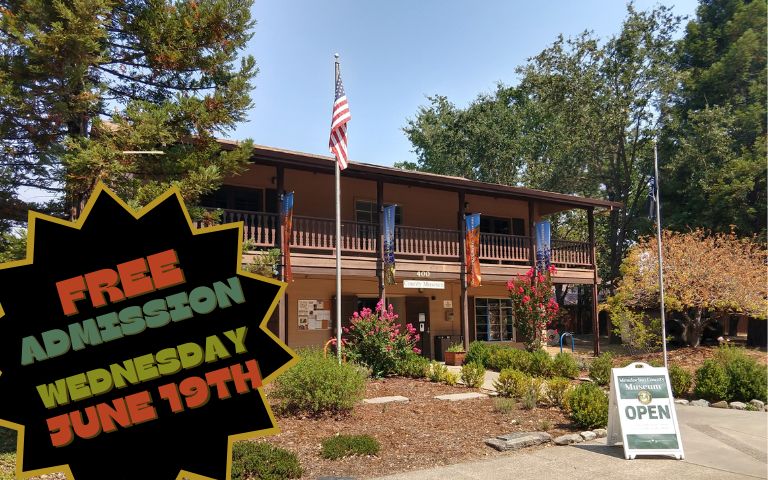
[204,143,621,358]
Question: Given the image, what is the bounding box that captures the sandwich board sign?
[607,362,685,460]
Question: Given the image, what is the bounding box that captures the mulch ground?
[264,377,576,480]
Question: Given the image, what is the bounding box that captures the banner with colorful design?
[282,191,294,282]
[465,213,481,287]
[383,205,397,285]
[535,220,551,273]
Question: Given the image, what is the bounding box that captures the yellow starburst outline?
[0,181,298,480]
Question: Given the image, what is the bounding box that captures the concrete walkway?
[372,405,768,480]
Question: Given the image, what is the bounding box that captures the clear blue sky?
[232,0,700,168]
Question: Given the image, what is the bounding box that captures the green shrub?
[545,377,573,407]
[531,377,546,402]
[668,364,693,398]
[487,348,532,373]
[493,397,517,414]
[320,434,380,460]
[588,352,614,386]
[566,383,608,429]
[521,376,545,410]
[427,361,458,385]
[552,352,580,378]
[443,371,459,385]
[694,359,729,401]
[461,362,486,388]
[395,353,430,378]
[521,386,538,410]
[493,368,530,398]
[724,356,767,402]
[466,341,492,366]
[529,349,554,377]
[447,342,465,352]
[244,248,281,278]
[271,348,366,415]
[428,361,448,382]
[716,346,767,402]
[231,442,302,480]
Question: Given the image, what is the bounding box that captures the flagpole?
[653,139,668,369]
[334,54,343,364]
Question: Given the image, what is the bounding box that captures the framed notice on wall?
[297,299,331,330]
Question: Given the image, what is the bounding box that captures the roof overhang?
[219,140,623,211]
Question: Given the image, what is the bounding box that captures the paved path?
[372,405,768,480]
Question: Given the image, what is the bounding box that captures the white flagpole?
[334,55,343,364]
[653,139,668,369]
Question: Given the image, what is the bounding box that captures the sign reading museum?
[607,362,685,460]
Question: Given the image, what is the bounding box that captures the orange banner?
[465,214,481,287]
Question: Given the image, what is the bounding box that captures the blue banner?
[281,192,294,282]
[535,220,551,273]
[383,205,396,285]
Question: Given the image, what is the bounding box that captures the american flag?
[329,61,351,170]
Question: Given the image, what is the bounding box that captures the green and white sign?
[607,362,685,460]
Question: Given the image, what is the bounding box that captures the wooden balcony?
[210,210,593,269]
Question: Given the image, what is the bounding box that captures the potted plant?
[444,343,466,366]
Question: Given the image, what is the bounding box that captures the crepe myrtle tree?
[610,229,766,347]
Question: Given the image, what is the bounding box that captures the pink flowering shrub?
[343,300,420,377]
[506,265,560,351]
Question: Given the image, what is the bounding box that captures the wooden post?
[377,180,385,305]
[459,191,469,350]
[588,207,600,356]
[527,200,536,268]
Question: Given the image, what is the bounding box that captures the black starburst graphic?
[0,184,296,479]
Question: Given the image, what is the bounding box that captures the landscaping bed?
[611,345,767,376]
[263,377,577,480]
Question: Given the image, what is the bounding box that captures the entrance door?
[405,296,431,359]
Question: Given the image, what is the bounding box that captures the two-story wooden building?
[204,142,620,358]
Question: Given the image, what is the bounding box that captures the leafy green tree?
[402,6,681,284]
[662,0,766,235]
[0,0,257,226]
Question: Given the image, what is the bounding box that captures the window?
[200,186,266,212]
[480,216,511,235]
[354,200,402,225]
[512,218,525,236]
[475,298,515,341]
[478,216,526,236]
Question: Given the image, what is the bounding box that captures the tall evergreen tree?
[662,0,766,235]
[0,0,257,227]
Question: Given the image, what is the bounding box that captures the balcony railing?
[203,210,593,268]
[551,239,592,267]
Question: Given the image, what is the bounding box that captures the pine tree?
[662,0,766,235]
[0,0,257,225]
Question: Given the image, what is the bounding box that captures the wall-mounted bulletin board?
[297,299,331,330]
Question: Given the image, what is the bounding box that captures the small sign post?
[607,362,685,460]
